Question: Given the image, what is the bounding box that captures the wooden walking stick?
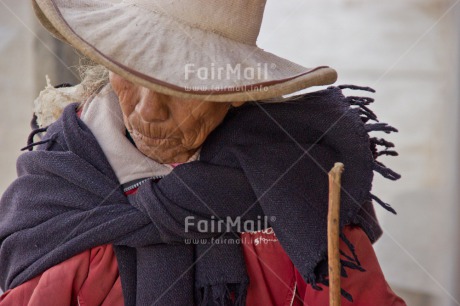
[328,162,344,306]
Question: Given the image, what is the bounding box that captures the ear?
[230,101,245,107]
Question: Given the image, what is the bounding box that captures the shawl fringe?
[305,84,402,301]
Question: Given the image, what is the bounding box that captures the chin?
[137,145,189,164]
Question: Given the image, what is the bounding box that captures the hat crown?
[124,0,267,45]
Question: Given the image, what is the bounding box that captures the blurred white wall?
[1,0,459,305]
[0,0,34,193]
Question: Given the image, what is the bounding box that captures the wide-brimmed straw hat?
[33,0,338,102]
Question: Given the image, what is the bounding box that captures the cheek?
[179,106,228,147]
[119,92,138,117]
[112,84,140,119]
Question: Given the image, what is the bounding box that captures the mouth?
[131,129,176,144]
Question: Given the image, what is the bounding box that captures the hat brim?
[33,0,338,102]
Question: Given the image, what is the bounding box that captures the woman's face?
[110,73,244,164]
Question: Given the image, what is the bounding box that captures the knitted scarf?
[0,85,399,305]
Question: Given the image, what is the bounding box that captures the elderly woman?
[0,0,406,305]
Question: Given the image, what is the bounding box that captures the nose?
[136,88,170,122]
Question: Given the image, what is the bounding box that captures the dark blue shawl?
[0,85,399,305]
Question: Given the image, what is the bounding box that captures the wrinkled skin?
[110,72,244,164]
